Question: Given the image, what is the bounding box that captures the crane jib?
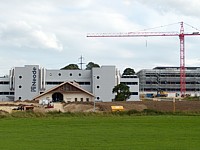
[87,22,200,96]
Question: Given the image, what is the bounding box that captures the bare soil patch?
[97,100,200,112]
[0,100,200,113]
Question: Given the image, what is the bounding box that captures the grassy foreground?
[0,115,200,150]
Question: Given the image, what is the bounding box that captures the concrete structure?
[120,75,139,101]
[0,65,140,102]
[137,67,200,96]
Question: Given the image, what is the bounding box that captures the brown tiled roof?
[33,81,94,100]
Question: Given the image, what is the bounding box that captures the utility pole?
[93,75,96,112]
[78,55,85,70]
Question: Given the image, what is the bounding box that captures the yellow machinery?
[157,91,168,97]
[111,106,124,112]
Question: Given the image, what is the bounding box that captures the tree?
[122,68,135,76]
[60,64,80,70]
[86,62,100,70]
[112,83,131,101]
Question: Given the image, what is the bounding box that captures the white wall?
[120,77,140,101]
[35,92,94,103]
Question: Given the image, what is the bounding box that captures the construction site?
[0,22,200,114]
[1,99,200,115]
[137,66,200,97]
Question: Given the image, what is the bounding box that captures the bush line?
[1,109,200,118]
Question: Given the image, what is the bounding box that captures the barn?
[33,82,94,103]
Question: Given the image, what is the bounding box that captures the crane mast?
[179,22,186,96]
[87,22,200,96]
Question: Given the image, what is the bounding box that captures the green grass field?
[0,115,200,150]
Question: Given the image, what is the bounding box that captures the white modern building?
[0,65,140,102]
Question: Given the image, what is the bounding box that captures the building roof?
[153,67,200,70]
[33,81,94,100]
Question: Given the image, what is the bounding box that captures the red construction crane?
[87,22,200,96]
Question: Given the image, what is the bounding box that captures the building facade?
[34,81,95,103]
[0,65,140,102]
[137,67,200,96]
[120,75,139,101]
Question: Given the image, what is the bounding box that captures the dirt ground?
[0,101,39,113]
[1,100,200,113]
[96,100,200,112]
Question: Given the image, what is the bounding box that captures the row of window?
[46,82,63,85]
[1,74,101,86]
[78,82,90,85]
[17,73,84,79]
[46,82,91,85]
[122,75,138,78]
[146,74,200,77]
[54,73,83,77]
[146,81,200,85]
[74,98,90,102]
[0,81,94,86]
[49,72,101,79]
[121,82,138,85]
[0,92,14,95]
[0,81,9,85]
[0,92,138,98]
[143,88,200,92]
[17,73,101,79]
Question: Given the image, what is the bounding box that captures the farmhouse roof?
[33,81,94,100]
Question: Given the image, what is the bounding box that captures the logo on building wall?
[31,67,37,92]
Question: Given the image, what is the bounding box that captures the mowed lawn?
[0,116,200,150]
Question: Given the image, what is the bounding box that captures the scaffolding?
[137,67,200,95]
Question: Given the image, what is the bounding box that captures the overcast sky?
[0,0,200,76]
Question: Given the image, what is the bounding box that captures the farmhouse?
[34,81,94,103]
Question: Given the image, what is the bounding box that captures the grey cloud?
[135,0,200,17]
[0,0,199,75]
[0,21,63,51]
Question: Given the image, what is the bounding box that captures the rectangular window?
[10,92,14,95]
[131,92,138,95]
[78,82,90,85]
[80,98,83,102]
[75,98,77,102]
[121,82,138,85]
[86,98,89,102]
[0,92,13,95]
[0,81,9,84]
[46,82,63,85]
